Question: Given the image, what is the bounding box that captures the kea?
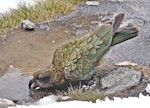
[29,13,139,90]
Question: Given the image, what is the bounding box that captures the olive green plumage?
[53,24,113,80]
[29,13,139,89]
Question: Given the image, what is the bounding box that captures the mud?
[0,0,150,102]
[0,27,74,76]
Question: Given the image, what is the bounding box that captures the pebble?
[0,98,16,108]
[40,24,50,30]
[52,40,55,43]
[86,1,99,6]
[145,83,150,93]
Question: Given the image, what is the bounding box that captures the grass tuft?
[57,85,105,103]
[0,0,85,32]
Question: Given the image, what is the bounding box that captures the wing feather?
[52,24,113,80]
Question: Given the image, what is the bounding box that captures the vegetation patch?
[0,0,88,33]
[57,85,105,103]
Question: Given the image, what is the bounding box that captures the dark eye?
[38,76,50,83]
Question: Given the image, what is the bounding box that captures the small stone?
[86,1,99,6]
[9,65,14,70]
[18,40,21,43]
[40,24,50,30]
[1,34,7,41]
[52,40,55,43]
[2,42,5,45]
[145,83,150,93]
[0,98,16,108]
[115,61,138,66]
[59,96,72,101]
[21,19,36,30]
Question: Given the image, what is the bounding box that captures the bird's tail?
[105,13,125,34]
[105,12,139,46]
[111,24,139,46]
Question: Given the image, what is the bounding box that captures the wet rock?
[21,19,35,30]
[0,98,16,108]
[100,67,141,95]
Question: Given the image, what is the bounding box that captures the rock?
[40,24,50,30]
[145,83,150,94]
[100,67,141,95]
[0,98,16,108]
[115,61,138,66]
[0,65,31,100]
[21,19,36,30]
[86,1,99,6]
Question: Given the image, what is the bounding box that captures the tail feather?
[111,24,139,46]
[105,13,125,34]
[112,13,124,34]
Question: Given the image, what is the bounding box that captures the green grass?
[0,0,88,33]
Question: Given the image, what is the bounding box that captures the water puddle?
[0,27,75,100]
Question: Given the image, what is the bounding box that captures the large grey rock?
[0,65,31,100]
[101,67,141,95]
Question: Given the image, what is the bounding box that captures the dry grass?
[57,85,105,103]
[0,0,88,32]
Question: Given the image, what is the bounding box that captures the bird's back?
[52,24,113,81]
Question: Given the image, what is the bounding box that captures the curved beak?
[29,79,36,90]
[29,75,55,90]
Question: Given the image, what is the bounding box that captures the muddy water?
[0,27,74,76]
[0,27,74,100]
[0,0,150,101]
